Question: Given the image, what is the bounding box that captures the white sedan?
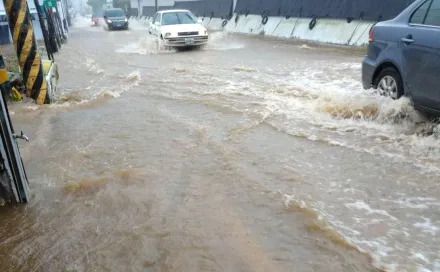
[149,9,209,48]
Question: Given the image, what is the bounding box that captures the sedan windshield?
[162,12,197,25]
[106,9,125,17]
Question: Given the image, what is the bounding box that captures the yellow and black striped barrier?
[0,55,22,101]
[0,55,8,86]
[4,0,48,105]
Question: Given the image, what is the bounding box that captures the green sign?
[43,0,57,8]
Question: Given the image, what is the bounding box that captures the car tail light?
[369,25,375,42]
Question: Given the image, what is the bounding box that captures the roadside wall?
[235,0,415,22]
[130,0,416,47]
[130,0,233,17]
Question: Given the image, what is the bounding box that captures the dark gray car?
[362,0,440,115]
[104,8,129,30]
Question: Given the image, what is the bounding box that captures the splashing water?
[116,36,176,55]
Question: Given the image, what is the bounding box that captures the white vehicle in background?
[149,9,209,48]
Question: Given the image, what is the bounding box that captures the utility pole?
[155,0,158,12]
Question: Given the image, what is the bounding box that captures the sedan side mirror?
[197,19,202,23]
[154,21,160,26]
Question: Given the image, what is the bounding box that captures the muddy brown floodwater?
[0,18,439,272]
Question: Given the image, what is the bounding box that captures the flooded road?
[1,18,439,272]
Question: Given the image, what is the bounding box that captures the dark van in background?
[104,8,129,30]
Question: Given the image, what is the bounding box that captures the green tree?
[87,0,106,12]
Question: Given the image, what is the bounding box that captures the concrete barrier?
[222,15,235,32]
[348,21,375,46]
[271,17,298,38]
[262,16,284,36]
[127,9,373,47]
[292,18,361,45]
[128,0,383,47]
[200,17,211,27]
[221,13,374,47]
[233,14,263,34]
[206,18,224,30]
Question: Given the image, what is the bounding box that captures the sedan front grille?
[178,31,198,36]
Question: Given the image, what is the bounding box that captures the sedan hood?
[160,24,206,34]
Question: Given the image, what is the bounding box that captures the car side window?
[425,0,440,26]
[410,0,432,24]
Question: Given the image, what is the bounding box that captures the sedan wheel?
[378,76,398,99]
[374,67,404,100]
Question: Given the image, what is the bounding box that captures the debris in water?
[300,44,312,49]
[63,177,108,195]
[233,66,257,72]
[173,67,189,73]
[319,103,379,119]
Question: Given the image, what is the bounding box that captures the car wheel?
[374,67,404,100]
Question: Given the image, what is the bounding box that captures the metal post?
[34,0,54,60]
[45,7,61,52]
[64,0,72,27]
[3,0,49,105]
[54,5,66,40]
[155,0,158,12]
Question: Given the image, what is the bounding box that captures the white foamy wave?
[116,37,176,55]
[92,90,122,99]
[45,70,142,108]
[85,58,104,74]
[282,193,440,272]
[127,18,151,30]
[72,16,97,28]
[205,31,245,51]
[23,105,39,111]
[299,44,312,50]
[92,70,141,99]
[124,70,141,85]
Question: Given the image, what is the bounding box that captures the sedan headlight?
[164,32,171,38]
[125,18,128,22]
[107,19,112,23]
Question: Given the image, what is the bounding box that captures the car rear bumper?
[109,22,128,29]
[164,35,208,47]
[362,56,376,90]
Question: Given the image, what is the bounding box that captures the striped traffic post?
[3,0,49,105]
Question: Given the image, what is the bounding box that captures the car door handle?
[401,37,414,44]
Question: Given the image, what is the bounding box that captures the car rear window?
[106,9,125,17]
[162,12,197,25]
